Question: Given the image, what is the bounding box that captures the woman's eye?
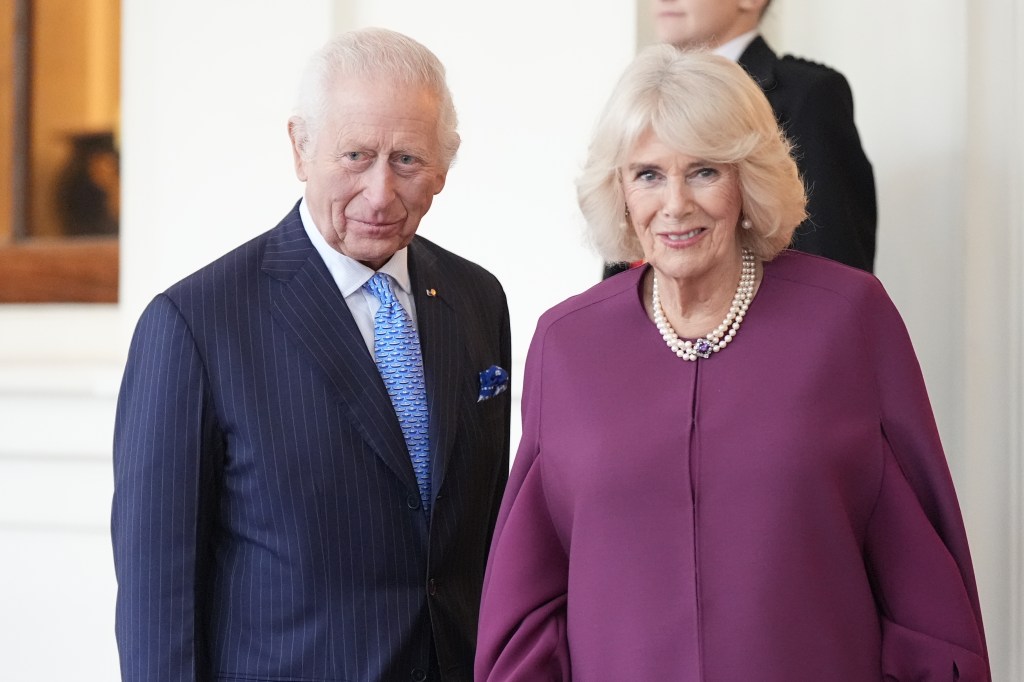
[635,169,658,182]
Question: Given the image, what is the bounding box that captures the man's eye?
[396,154,416,165]
[345,152,364,161]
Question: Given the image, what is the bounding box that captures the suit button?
[428,578,438,596]
[406,494,421,510]
[411,668,427,681]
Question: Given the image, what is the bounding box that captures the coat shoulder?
[411,235,507,308]
[162,230,271,302]
[164,208,305,299]
[534,266,643,340]
[413,235,501,285]
[766,250,887,312]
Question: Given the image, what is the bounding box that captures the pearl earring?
[741,218,753,230]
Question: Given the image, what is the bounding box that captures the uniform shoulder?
[777,53,850,86]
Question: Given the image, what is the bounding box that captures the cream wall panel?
[0,393,116,459]
[961,1,1024,678]
[0,530,118,681]
[0,460,112,530]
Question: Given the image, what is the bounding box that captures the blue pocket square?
[478,365,509,402]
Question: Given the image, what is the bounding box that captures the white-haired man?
[113,28,511,682]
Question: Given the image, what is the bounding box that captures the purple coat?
[475,252,989,681]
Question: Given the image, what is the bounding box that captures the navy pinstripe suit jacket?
[112,204,511,682]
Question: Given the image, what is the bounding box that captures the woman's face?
[621,128,744,286]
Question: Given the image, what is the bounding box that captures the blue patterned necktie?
[364,273,431,513]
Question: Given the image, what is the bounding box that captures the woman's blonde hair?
[577,45,806,262]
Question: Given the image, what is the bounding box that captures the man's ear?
[288,117,310,182]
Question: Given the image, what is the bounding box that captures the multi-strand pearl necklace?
[651,248,756,361]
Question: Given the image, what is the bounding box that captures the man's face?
[652,0,762,50]
[290,76,447,270]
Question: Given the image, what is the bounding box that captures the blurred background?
[0,0,1020,679]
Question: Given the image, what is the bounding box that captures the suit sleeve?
[787,68,877,272]
[475,322,572,681]
[859,282,990,681]
[111,294,220,682]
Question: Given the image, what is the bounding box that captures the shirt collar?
[714,30,759,63]
[299,197,412,297]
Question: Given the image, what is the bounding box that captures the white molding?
[1010,2,1024,674]
[0,306,127,364]
[963,1,1023,678]
[0,362,122,397]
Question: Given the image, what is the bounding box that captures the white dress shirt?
[299,198,418,355]
[714,29,758,63]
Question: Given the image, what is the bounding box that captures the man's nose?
[362,161,397,208]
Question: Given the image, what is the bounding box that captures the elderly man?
[112,28,511,682]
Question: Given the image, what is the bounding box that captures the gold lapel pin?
[426,288,437,297]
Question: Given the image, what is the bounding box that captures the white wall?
[0,0,1020,679]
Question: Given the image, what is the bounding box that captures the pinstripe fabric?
[112,203,511,682]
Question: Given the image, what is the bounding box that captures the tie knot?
[364,272,397,306]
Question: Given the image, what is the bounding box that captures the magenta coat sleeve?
[861,281,990,680]
[475,322,572,682]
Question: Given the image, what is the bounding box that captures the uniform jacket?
[740,36,877,272]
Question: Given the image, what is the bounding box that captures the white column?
[963,0,1024,677]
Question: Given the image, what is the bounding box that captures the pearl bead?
[652,248,756,362]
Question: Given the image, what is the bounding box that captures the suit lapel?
[408,240,463,503]
[262,207,419,495]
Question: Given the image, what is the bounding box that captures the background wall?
[0,0,1019,679]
